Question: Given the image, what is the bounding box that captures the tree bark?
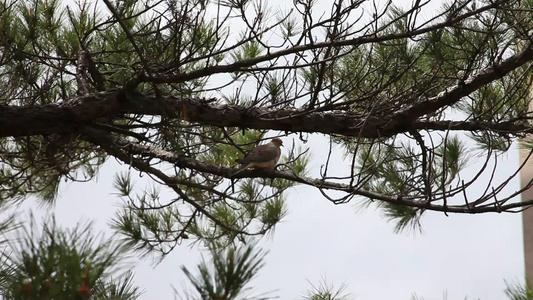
[2,44,531,139]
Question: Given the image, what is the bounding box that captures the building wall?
[522,149,533,282]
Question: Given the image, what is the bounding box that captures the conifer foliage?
[0,217,142,299]
[0,0,532,297]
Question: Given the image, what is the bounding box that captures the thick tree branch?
[1,43,531,139]
[393,42,533,122]
[0,91,120,137]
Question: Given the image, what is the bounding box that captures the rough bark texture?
[2,45,531,139]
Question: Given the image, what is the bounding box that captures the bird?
[233,138,283,176]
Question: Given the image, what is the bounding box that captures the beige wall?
[521,70,533,283]
[522,147,533,282]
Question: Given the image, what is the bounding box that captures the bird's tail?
[231,163,248,177]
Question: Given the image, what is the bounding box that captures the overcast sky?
[8,0,528,299]
[16,133,525,300]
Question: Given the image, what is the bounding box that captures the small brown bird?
[233,138,283,176]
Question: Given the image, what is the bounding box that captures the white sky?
[7,0,528,299]
[16,133,525,300]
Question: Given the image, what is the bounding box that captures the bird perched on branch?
[233,138,283,176]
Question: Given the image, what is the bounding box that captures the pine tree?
[1,216,533,299]
[0,216,142,299]
[0,0,532,297]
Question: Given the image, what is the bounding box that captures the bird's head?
[271,138,283,147]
